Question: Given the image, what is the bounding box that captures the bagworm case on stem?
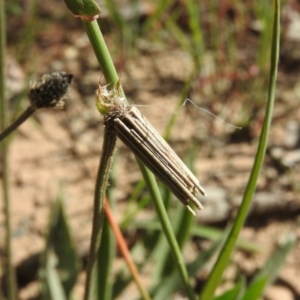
[96,83,206,215]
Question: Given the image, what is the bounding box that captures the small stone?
[196,187,229,223]
[282,150,300,167]
[265,285,294,300]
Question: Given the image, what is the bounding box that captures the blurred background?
[1,0,300,299]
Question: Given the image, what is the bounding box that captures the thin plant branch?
[0,0,17,298]
[0,106,35,142]
[83,123,117,300]
[137,158,196,300]
[105,199,152,300]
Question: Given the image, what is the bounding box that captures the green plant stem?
[0,0,17,299]
[83,124,117,300]
[81,20,122,91]
[199,1,280,299]
[66,9,195,299]
[0,106,36,142]
[137,159,195,300]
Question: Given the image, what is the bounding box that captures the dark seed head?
[28,72,73,109]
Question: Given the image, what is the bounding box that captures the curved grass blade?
[153,240,222,300]
[242,236,296,300]
[199,1,281,299]
[40,196,80,299]
[214,277,246,300]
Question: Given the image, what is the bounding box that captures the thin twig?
[105,199,152,300]
[0,143,17,300]
[83,121,117,300]
[0,0,17,298]
[0,106,36,142]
